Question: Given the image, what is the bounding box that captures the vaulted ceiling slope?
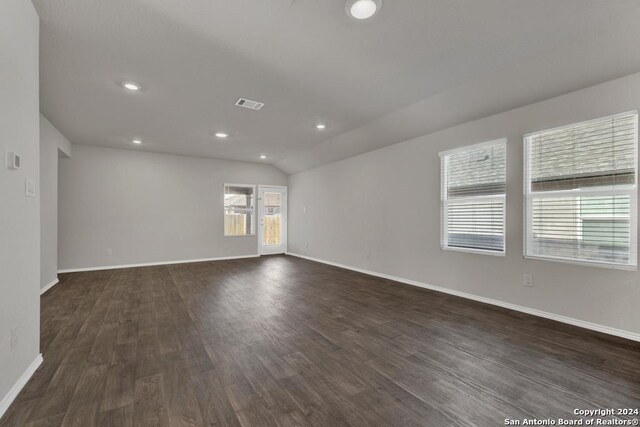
[33,0,640,174]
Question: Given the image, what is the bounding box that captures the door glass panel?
[263,192,282,246]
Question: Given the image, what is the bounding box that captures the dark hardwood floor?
[1,255,639,426]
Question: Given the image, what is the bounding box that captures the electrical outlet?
[523,274,534,287]
[106,248,113,256]
[11,326,18,350]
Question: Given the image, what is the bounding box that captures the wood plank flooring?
[1,255,639,426]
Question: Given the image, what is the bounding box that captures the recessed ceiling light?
[132,139,143,144]
[315,123,327,130]
[215,132,229,139]
[346,0,380,20]
[122,81,141,91]
[260,154,267,159]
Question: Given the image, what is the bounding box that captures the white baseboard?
[0,354,43,420]
[58,254,260,274]
[286,252,640,343]
[40,278,59,295]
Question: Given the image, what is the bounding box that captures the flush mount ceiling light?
[315,123,327,130]
[214,132,229,139]
[346,0,381,20]
[260,154,267,159]
[122,81,141,91]
[132,139,143,144]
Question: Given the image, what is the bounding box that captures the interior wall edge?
[39,114,72,290]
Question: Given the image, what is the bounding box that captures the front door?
[258,186,287,255]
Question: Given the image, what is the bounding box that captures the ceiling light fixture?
[122,81,141,91]
[315,123,327,130]
[260,154,267,159]
[215,132,229,139]
[132,139,143,144]
[346,0,380,20]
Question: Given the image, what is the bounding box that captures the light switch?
[25,179,36,197]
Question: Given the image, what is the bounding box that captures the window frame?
[223,183,257,237]
[440,138,507,257]
[523,110,638,270]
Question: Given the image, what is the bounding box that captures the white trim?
[0,354,43,419]
[58,254,259,273]
[441,246,506,257]
[285,252,640,343]
[524,254,638,271]
[40,278,59,295]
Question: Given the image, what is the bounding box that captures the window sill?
[442,246,506,257]
[524,254,637,271]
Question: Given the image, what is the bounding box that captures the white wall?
[39,115,71,290]
[289,73,640,337]
[58,145,287,270]
[0,0,41,412]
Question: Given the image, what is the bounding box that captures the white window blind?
[440,139,506,255]
[524,111,638,269]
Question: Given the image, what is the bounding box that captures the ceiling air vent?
[235,98,264,110]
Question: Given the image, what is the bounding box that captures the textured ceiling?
[33,0,640,173]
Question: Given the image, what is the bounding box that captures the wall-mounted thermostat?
[6,151,20,170]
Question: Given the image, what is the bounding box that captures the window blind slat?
[524,112,638,268]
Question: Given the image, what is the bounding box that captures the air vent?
[235,98,264,110]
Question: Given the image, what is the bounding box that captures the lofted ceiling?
[33,0,640,173]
